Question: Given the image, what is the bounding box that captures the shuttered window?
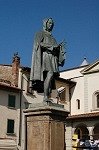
[8,95,16,108]
[7,119,14,134]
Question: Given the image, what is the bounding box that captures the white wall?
[86,72,99,112]
[60,67,86,115]
[70,77,84,115]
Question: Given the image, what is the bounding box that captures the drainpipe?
[18,71,23,146]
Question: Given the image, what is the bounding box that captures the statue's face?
[46,19,54,31]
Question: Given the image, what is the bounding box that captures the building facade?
[0,83,21,149]
[60,60,99,149]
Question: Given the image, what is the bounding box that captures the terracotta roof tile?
[0,83,21,92]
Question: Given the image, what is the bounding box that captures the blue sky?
[0,0,99,70]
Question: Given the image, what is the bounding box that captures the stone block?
[24,103,69,150]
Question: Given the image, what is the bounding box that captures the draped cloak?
[30,31,65,91]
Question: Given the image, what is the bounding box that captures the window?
[77,99,80,109]
[76,128,82,139]
[7,119,14,134]
[8,95,16,108]
[57,87,66,102]
[92,91,99,110]
[60,90,66,102]
[96,94,99,108]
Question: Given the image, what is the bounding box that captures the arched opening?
[74,124,89,140]
[96,94,99,108]
[76,99,80,109]
[92,91,99,110]
[93,123,99,140]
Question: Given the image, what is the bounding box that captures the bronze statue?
[30,18,65,102]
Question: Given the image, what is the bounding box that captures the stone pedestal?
[24,102,69,150]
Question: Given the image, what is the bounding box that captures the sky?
[0,0,99,70]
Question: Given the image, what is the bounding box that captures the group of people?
[77,139,99,149]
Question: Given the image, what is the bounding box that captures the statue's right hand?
[29,81,32,88]
[29,81,33,93]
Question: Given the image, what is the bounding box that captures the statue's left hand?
[59,40,66,49]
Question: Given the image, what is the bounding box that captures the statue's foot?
[43,96,53,103]
[43,96,49,102]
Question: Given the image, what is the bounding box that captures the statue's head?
[43,18,54,32]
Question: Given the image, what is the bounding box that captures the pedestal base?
[24,102,69,150]
[29,101,64,109]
